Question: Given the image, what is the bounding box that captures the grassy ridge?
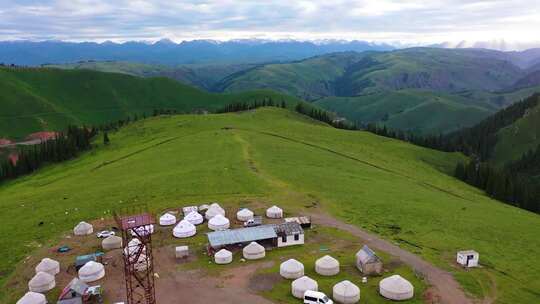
[0,108,539,303]
[0,67,301,138]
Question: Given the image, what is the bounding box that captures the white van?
[304,290,333,304]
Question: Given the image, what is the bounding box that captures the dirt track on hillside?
[310,213,474,304]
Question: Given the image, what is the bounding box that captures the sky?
[1,0,539,48]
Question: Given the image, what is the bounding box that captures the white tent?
[214,249,233,264]
[173,220,197,238]
[379,275,414,301]
[279,259,304,279]
[236,208,254,222]
[291,276,318,299]
[78,261,105,283]
[134,254,149,272]
[243,242,265,260]
[205,203,226,220]
[184,211,204,225]
[266,205,283,218]
[73,221,93,236]
[159,213,177,226]
[208,214,230,231]
[198,204,210,213]
[16,292,47,304]
[35,258,60,275]
[131,224,154,236]
[333,280,360,304]
[102,235,123,251]
[28,272,55,293]
[315,255,340,276]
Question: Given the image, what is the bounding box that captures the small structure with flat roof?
[457,250,479,268]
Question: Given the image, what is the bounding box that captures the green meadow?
[0,108,539,303]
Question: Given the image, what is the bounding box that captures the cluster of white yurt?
[379,275,414,300]
[16,292,47,304]
[214,249,233,264]
[266,205,283,218]
[159,213,177,226]
[184,211,204,225]
[315,255,340,276]
[291,276,318,298]
[102,235,123,251]
[78,261,105,283]
[28,272,55,293]
[35,258,60,276]
[280,259,304,279]
[236,208,254,222]
[173,220,197,238]
[131,224,154,236]
[208,214,230,231]
[73,221,93,236]
[205,203,225,220]
[243,242,266,260]
[333,280,360,304]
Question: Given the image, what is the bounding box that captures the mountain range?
[0,39,393,66]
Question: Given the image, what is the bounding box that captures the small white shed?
[457,250,479,268]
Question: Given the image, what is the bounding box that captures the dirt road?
[310,212,473,304]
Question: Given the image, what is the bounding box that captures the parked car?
[244,216,262,227]
[304,290,333,304]
[96,230,115,238]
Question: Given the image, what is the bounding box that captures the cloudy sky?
[1,0,539,46]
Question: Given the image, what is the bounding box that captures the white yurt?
[214,249,233,264]
[242,242,265,260]
[315,255,340,276]
[73,221,93,236]
[291,276,318,299]
[184,211,204,225]
[198,204,210,214]
[78,261,105,283]
[102,235,123,251]
[134,255,149,272]
[333,280,360,304]
[159,213,177,226]
[379,275,414,301]
[16,292,47,304]
[205,203,226,220]
[236,208,254,222]
[35,258,60,275]
[266,205,283,218]
[131,224,154,236]
[208,214,230,231]
[28,272,55,293]
[280,259,304,279]
[173,220,197,238]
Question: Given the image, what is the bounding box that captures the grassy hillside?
[314,90,494,134]
[218,52,367,100]
[0,108,539,303]
[492,101,540,164]
[219,48,525,98]
[0,67,300,139]
[46,61,257,91]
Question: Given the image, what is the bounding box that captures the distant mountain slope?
[0,67,301,138]
[219,48,528,98]
[509,70,540,90]
[0,40,393,66]
[314,90,494,134]
[46,61,257,91]
[217,52,368,100]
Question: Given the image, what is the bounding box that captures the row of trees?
[454,160,539,213]
[0,126,96,182]
[294,103,358,130]
[216,98,287,113]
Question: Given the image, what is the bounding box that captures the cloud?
[0,0,539,46]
